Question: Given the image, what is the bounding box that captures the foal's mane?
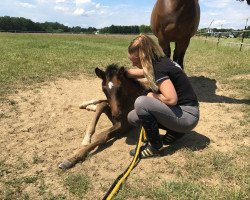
[105,64,120,78]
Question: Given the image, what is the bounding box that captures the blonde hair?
[128,33,165,92]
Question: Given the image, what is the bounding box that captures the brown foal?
[59,64,148,169]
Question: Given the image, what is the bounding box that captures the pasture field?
[0,32,249,199]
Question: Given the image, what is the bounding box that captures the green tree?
[139,25,152,33]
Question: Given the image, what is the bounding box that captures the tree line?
[99,25,151,34]
[0,16,152,34]
[1,16,248,37]
[0,16,97,33]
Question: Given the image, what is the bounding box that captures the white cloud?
[54,5,70,12]
[56,0,67,3]
[37,0,69,4]
[18,2,36,8]
[46,0,108,17]
[73,8,85,16]
[209,12,219,16]
[199,0,250,29]
[213,20,227,28]
[36,0,46,3]
[200,0,231,8]
[95,3,100,9]
[75,0,91,5]
[1,0,248,29]
[85,10,96,15]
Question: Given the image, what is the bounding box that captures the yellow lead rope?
[103,127,146,200]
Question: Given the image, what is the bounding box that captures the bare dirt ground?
[0,74,249,199]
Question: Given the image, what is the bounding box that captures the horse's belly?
[151,0,200,39]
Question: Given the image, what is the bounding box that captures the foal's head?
[95,64,127,120]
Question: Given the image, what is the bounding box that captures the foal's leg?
[79,99,106,110]
[59,122,121,169]
[81,101,113,146]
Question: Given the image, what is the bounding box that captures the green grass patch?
[1,33,249,100]
[0,33,134,99]
[64,173,91,198]
[1,175,38,200]
[115,179,249,200]
[5,175,38,186]
[32,152,44,164]
[114,147,249,200]
[0,160,11,176]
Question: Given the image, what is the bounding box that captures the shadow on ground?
[190,76,249,104]
[90,128,210,158]
[161,131,210,156]
[89,127,139,157]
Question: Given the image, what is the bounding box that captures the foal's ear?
[118,67,126,77]
[95,67,105,80]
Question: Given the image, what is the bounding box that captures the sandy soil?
[0,74,249,199]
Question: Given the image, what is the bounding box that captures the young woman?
[126,34,199,158]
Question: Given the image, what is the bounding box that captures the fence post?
[240,30,245,51]
[217,33,221,47]
[240,18,248,51]
[205,19,214,44]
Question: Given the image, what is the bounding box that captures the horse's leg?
[59,122,121,169]
[173,42,179,63]
[174,38,191,69]
[158,36,171,58]
[81,101,113,146]
[79,99,106,110]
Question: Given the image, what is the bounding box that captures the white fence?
[196,30,250,51]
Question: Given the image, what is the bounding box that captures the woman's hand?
[147,92,158,98]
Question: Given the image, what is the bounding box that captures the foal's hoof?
[86,105,97,111]
[58,160,74,170]
[79,103,88,109]
[81,137,91,146]
[81,141,90,146]
[79,100,97,109]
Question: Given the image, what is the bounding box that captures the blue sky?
[0,0,249,29]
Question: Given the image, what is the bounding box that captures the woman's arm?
[126,68,144,78]
[147,79,178,105]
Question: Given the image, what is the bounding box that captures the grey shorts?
[127,96,199,133]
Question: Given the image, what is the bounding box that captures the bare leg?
[59,122,121,169]
[81,101,113,145]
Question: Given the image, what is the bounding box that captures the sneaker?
[130,143,163,158]
[161,131,185,145]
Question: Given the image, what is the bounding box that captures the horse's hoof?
[58,160,74,170]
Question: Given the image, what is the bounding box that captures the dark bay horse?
[151,0,200,69]
[59,64,147,169]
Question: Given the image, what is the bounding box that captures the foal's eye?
[102,85,107,90]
